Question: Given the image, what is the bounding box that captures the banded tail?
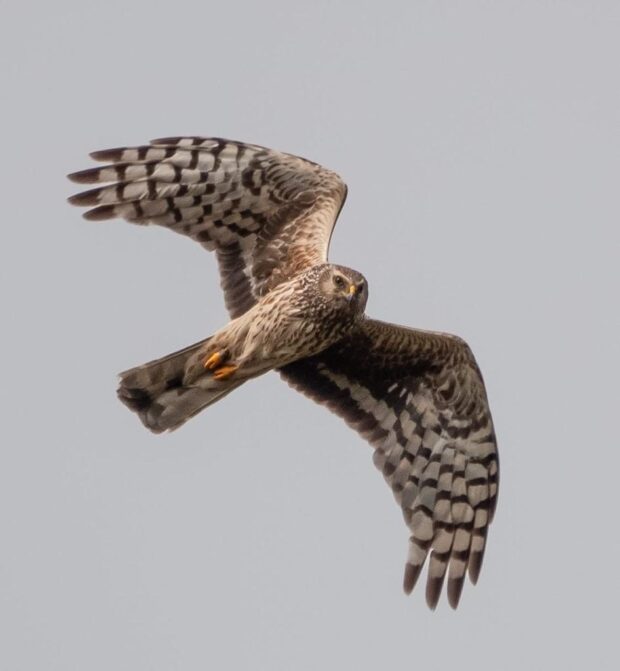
[117,338,245,433]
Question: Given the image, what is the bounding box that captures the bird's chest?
[250,304,353,362]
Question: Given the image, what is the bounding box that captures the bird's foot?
[212,364,238,381]
[203,348,238,381]
[204,347,230,370]
[204,349,228,370]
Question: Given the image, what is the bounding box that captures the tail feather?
[117,338,244,433]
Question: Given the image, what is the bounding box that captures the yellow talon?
[212,364,238,381]
[204,351,223,370]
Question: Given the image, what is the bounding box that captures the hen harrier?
[68,136,498,609]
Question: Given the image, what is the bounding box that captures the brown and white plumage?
[68,137,347,318]
[281,319,498,609]
[68,136,498,609]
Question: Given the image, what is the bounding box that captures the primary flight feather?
[68,136,499,609]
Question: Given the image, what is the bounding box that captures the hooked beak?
[347,282,363,302]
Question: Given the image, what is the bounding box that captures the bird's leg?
[203,347,238,381]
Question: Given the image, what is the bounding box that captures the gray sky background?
[1,1,618,669]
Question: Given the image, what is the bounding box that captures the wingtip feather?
[447,575,465,609]
[150,136,186,146]
[82,205,117,221]
[67,187,101,206]
[425,578,442,610]
[67,167,102,184]
[403,562,422,595]
[468,548,485,585]
[90,147,126,162]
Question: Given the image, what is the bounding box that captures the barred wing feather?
[280,318,499,609]
[68,137,347,318]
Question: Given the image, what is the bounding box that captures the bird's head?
[318,264,368,315]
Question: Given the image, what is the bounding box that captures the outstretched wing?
[68,137,347,318]
[280,318,498,609]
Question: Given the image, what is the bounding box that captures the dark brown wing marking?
[280,318,498,609]
[68,137,347,317]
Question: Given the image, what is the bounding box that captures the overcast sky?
[1,1,618,669]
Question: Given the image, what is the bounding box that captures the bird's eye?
[333,275,346,289]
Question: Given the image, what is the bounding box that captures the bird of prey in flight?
[68,136,498,609]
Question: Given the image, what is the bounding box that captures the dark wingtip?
[67,187,101,206]
[67,167,101,184]
[150,136,184,146]
[425,575,446,610]
[67,170,87,184]
[468,527,488,585]
[468,550,484,585]
[90,147,125,161]
[82,205,116,221]
[447,576,465,609]
[403,562,422,595]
